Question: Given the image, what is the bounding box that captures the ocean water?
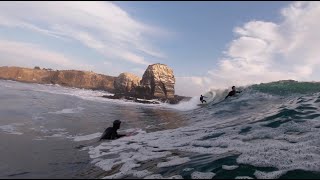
[1,80,320,179]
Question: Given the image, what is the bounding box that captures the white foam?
[52,128,66,132]
[163,88,228,111]
[132,170,153,178]
[31,83,166,108]
[222,165,239,170]
[4,85,12,88]
[44,133,66,138]
[165,96,200,111]
[30,126,49,133]
[95,158,121,172]
[0,123,23,135]
[73,132,102,142]
[168,175,184,179]
[48,107,84,114]
[254,170,287,179]
[87,116,320,178]
[101,163,152,179]
[191,171,216,179]
[44,131,73,139]
[33,137,45,141]
[183,168,194,172]
[81,92,320,178]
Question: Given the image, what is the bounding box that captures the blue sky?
[0,1,320,96]
[114,1,289,76]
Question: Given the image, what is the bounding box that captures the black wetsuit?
[200,96,207,103]
[100,127,126,140]
[225,90,241,99]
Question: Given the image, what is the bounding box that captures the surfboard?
[197,103,208,107]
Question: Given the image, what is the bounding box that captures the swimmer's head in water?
[113,119,121,129]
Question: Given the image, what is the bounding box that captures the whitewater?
[0,79,320,179]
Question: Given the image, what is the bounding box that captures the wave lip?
[166,80,320,111]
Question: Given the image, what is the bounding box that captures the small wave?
[73,132,102,142]
[48,107,84,114]
[85,92,320,178]
[165,89,229,111]
[0,123,24,135]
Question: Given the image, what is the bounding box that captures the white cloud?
[0,1,167,65]
[0,39,93,71]
[175,76,210,97]
[177,1,320,96]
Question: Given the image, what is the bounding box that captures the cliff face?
[0,66,53,83]
[114,72,141,95]
[0,64,181,103]
[137,63,175,99]
[0,66,115,92]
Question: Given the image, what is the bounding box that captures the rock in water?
[114,73,141,95]
[137,63,175,99]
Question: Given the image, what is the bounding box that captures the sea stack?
[135,63,175,100]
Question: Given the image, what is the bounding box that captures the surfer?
[100,120,126,141]
[200,95,207,104]
[225,86,242,99]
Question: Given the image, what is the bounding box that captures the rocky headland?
[0,64,190,104]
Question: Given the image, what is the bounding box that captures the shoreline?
[102,94,192,105]
[0,79,191,105]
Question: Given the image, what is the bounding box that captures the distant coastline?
[0,65,191,104]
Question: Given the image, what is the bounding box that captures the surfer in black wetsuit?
[200,95,207,104]
[100,120,126,141]
[225,86,242,99]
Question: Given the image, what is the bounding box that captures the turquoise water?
[1,80,320,179]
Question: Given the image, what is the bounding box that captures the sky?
[0,1,320,96]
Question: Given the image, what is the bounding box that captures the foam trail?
[73,132,102,142]
[166,96,201,111]
[48,107,84,114]
[165,88,228,111]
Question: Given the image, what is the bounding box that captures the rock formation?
[0,64,188,104]
[135,63,175,99]
[114,72,141,95]
[0,66,115,92]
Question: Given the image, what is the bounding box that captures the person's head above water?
[113,119,121,130]
[232,86,236,91]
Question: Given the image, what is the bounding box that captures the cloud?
[175,77,207,96]
[177,1,320,96]
[0,39,94,71]
[0,1,167,65]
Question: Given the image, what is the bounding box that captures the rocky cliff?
[140,63,175,99]
[0,66,115,92]
[114,72,141,95]
[112,63,175,100]
[0,64,188,104]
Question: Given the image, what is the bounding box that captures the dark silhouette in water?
[225,86,242,99]
[200,95,207,103]
[100,120,126,140]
